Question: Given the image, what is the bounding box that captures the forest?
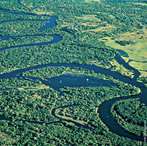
[0,0,146,145]
[111,98,147,136]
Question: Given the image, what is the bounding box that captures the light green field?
[76,13,147,77]
[134,3,147,6]
[99,28,147,77]
[104,37,147,62]
[110,59,134,78]
[129,61,147,77]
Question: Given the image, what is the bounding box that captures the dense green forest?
[0,0,146,76]
[0,0,146,145]
[0,35,53,48]
[111,98,147,136]
[0,85,141,145]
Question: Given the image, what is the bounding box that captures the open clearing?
[99,28,147,76]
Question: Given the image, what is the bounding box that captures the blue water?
[0,8,146,142]
[0,10,60,51]
[24,74,118,92]
[0,35,62,51]
[117,49,129,58]
[0,9,58,31]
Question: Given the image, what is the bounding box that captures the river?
[0,8,146,142]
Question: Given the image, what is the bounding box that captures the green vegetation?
[0,77,42,89]
[138,76,147,86]
[0,0,146,77]
[0,11,47,21]
[20,66,122,85]
[0,0,146,145]
[0,84,141,145]
[0,35,53,48]
[110,59,134,78]
[0,21,44,36]
[111,98,147,136]
[115,40,135,46]
[55,107,87,126]
[103,35,147,76]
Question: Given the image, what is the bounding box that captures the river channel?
[0,8,146,142]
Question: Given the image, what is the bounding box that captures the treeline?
[0,0,146,74]
[20,66,114,82]
[0,11,47,22]
[0,35,53,49]
[0,0,146,145]
[115,40,135,46]
[20,66,68,79]
[0,85,142,145]
[138,76,147,86]
[111,98,147,136]
[0,21,45,36]
[0,33,115,74]
[0,77,42,89]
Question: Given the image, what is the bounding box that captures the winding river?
[0,8,146,142]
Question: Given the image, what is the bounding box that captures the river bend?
[0,9,146,142]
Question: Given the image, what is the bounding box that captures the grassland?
[0,0,146,145]
[98,28,147,77]
[72,4,147,78]
[134,3,147,6]
[70,10,147,78]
